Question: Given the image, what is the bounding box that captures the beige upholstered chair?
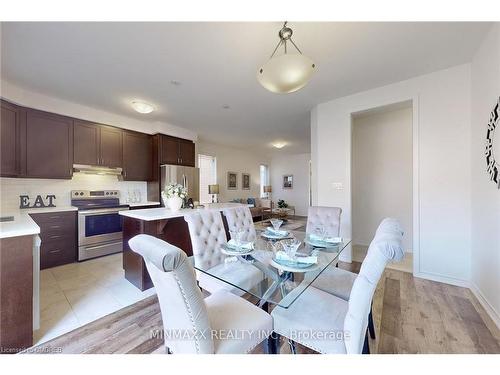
[184,209,263,296]
[306,206,342,236]
[271,218,404,354]
[129,234,273,354]
[223,206,257,242]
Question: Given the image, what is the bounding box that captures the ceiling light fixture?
[272,142,287,149]
[257,22,316,94]
[131,101,154,114]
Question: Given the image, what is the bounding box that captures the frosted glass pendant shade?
[257,53,315,94]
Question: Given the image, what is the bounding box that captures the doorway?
[351,101,413,272]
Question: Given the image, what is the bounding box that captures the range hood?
[73,164,123,176]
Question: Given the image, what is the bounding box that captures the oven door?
[78,208,128,246]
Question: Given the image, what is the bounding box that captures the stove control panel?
[71,190,120,199]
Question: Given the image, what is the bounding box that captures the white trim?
[470,282,500,330]
[414,271,469,288]
[411,96,421,278]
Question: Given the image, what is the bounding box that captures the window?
[198,154,217,204]
[260,164,269,198]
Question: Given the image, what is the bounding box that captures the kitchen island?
[119,203,244,290]
[0,212,40,353]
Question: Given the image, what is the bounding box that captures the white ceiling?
[0,22,492,155]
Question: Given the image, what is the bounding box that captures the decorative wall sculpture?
[485,96,500,188]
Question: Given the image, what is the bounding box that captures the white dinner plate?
[261,230,289,240]
[269,258,320,273]
[220,244,254,256]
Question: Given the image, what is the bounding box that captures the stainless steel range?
[71,190,129,261]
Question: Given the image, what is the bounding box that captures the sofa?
[230,198,273,221]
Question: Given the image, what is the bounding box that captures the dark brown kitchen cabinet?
[179,139,196,167]
[159,135,180,165]
[74,120,100,166]
[122,131,153,181]
[159,134,195,167]
[25,109,73,179]
[0,100,22,177]
[29,211,77,270]
[100,126,123,168]
[74,121,122,168]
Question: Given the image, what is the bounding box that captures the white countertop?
[127,201,161,208]
[119,203,246,221]
[0,213,40,239]
[0,206,77,239]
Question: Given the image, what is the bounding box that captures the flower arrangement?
[162,183,187,199]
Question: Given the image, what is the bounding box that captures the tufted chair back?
[343,218,403,354]
[306,206,342,236]
[184,210,227,269]
[128,234,215,354]
[223,206,257,242]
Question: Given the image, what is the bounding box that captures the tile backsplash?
[0,173,147,212]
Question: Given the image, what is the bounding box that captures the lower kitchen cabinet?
[29,211,77,269]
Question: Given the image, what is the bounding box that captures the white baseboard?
[413,271,470,288]
[470,282,500,330]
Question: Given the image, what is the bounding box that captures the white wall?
[0,80,197,141]
[270,153,310,216]
[470,24,500,326]
[311,64,471,285]
[352,106,413,251]
[196,140,270,203]
[0,174,147,213]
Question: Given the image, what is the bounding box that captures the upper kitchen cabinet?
[100,126,123,168]
[122,131,153,181]
[179,139,196,167]
[159,134,195,167]
[159,135,180,165]
[74,121,122,168]
[0,100,22,177]
[25,109,74,179]
[73,120,100,166]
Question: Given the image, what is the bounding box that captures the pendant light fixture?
[257,22,316,94]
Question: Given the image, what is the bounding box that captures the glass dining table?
[190,230,351,309]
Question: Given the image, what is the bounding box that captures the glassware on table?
[270,218,283,231]
[313,224,326,240]
[229,228,245,248]
[281,238,301,259]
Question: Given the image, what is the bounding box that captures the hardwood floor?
[25,261,500,354]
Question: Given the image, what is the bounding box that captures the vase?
[166,196,183,212]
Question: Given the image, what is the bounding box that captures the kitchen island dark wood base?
[0,235,34,353]
[122,216,193,291]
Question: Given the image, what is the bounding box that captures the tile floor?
[35,253,156,345]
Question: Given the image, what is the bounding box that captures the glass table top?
[190,230,351,308]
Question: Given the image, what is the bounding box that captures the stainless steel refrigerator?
[160,164,200,205]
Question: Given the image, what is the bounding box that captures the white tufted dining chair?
[271,219,404,354]
[311,218,404,339]
[129,234,273,354]
[184,210,263,296]
[223,206,257,242]
[306,206,342,236]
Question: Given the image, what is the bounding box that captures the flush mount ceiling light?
[272,142,287,149]
[257,22,316,94]
[131,101,154,114]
